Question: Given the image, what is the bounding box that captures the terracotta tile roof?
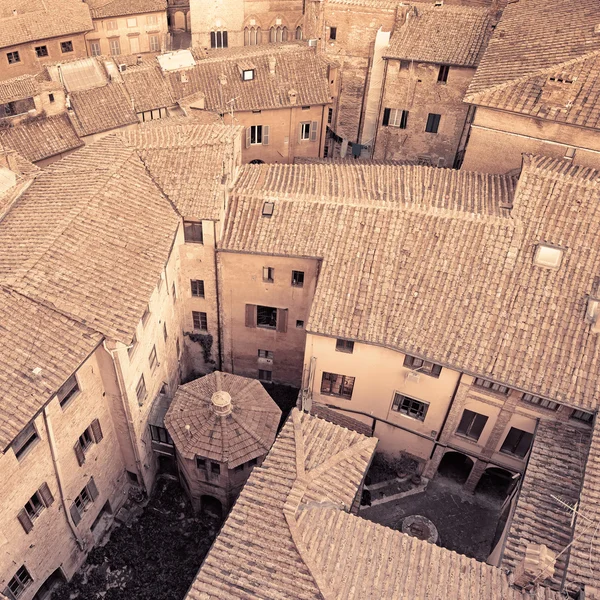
[167,44,332,112]
[186,408,561,600]
[0,0,93,49]
[0,149,39,214]
[120,61,176,113]
[0,286,102,451]
[308,402,373,437]
[0,114,83,162]
[84,0,166,19]
[565,417,600,598]
[122,120,242,219]
[465,0,600,126]
[222,157,600,410]
[0,134,180,342]
[0,74,39,104]
[502,420,592,589]
[466,50,600,130]
[68,83,138,137]
[384,3,492,67]
[164,371,281,468]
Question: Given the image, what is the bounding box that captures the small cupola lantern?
[164,371,281,516]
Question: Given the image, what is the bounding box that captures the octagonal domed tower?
[165,371,281,515]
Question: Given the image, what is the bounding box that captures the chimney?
[288,88,297,105]
[513,544,556,590]
[136,54,142,65]
[12,9,17,16]
[268,56,276,75]
[211,391,232,416]
[219,73,227,86]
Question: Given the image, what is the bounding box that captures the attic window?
[549,77,573,84]
[534,244,564,269]
[243,69,254,81]
[262,201,274,217]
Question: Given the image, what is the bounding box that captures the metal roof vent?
[211,391,232,416]
[533,244,564,269]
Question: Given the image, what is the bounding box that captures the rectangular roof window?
[262,201,274,217]
[534,244,563,269]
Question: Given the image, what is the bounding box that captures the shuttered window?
[425,113,441,134]
[57,374,80,408]
[70,478,99,526]
[245,304,288,332]
[17,483,54,533]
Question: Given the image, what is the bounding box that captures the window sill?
[291,283,304,288]
[391,410,425,422]
[320,392,352,401]
[335,349,353,354]
[184,240,204,244]
[498,449,527,460]
[59,390,80,411]
[257,325,276,330]
[454,432,481,444]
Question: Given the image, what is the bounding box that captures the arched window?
[245,26,261,46]
[295,26,302,40]
[270,25,287,43]
[210,30,228,48]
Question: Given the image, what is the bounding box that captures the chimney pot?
[513,544,556,590]
[211,391,232,416]
[268,56,276,75]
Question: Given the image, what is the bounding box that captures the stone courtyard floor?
[52,478,222,600]
[360,475,503,562]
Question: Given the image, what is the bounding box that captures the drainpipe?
[43,406,86,550]
[428,372,464,459]
[102,340,147,493]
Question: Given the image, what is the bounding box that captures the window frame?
[258,369,272,381]
[250,124,263,145]
[35,45,49,58]
[499,427,533,459]
[291,270,304,287]
[136,374,147,404]
[109,37,121,56]
[571,409,594,424]
[57,374,80,408]
[60,41,74,53]
[521,393,559,411]
[24,490,45,521]
[210,30,228,48]
[320,372,355,400]
[78,427,94,453]
[258,349,274,359]
[192,311,208,331]
[391,393,429,421]
[425,113,441,134]
[210,462,221,475]
[190,279,205,297]
[437,64,449,83]
[300,122,311,140]
[256,305,277,329]
[456,409,488,441]
[335,339,354,354]
[403,355,442,378]
[6,566,32,598]
[7,51,20,64]
[183,220,204,244]
[262,266,274,283]
[12,423,39,461]
[474,377,511,396]
[149,425,172,445]
[149,35,160,53]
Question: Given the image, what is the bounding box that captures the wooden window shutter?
[87,477,99,502]
[38,482,54,507]
[245,304,256,328]
[74,441,85,466]
[91,418,103,443]
[17,509,33,534]
[382,107,391,126]
[298,123,303,143]
[310,121,318,142]
[70,502,82,526]
[262,125,270,145]
[276,308,288,333]
[245,127,251,148]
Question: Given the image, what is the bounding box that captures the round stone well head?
[401,515,439,545]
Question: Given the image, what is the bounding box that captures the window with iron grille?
[291,270,304,287]
[474,377,510,395]
[521,393,559,411]
[184,221,203,243]
[136,375,147,404]
[500,427,533,458]
[391,394,428,421]
[57,374,80,408]
[456,409,488,440]
[5,566,32,599]
[403,355,442,378]
[335,339,354,353]
[193,311,207,330]
[321,372,355,399]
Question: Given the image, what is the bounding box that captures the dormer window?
[243,69,254,81]
[534,244,564,269]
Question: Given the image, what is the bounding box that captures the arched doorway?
[201,495,223,519]
[437,451,474,484]
[249,159,264,164]
[475,467,517,500]
[174,11,186,30]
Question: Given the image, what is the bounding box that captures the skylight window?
[534,244,564,269]
[262,201,274,217]
[243,69,254,81]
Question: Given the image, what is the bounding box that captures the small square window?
[296,320,304,329]
[263,267,274,283]
[291,270,304,287]
[7,51,20,64]
[335,339,354,353]
[302,105,310,110]
[234,463,244,472]
[564,147,576,160]
[391,394,428,421]
[243,69,254,81]
[474,377,510,395]
[571,410,594,424]
[403,355,442,378]
[35,45,49,58]
[196,457,206,470]
[193,311,207,330]
[106,20,118,30]
[211,462,221,474]
[127,17,137,27]
[258,369,272,381]
[534,244,563,269]
[184,221,203,243]
[262,201,274,217]
[61,41,74,53]
[258,349,274,359]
